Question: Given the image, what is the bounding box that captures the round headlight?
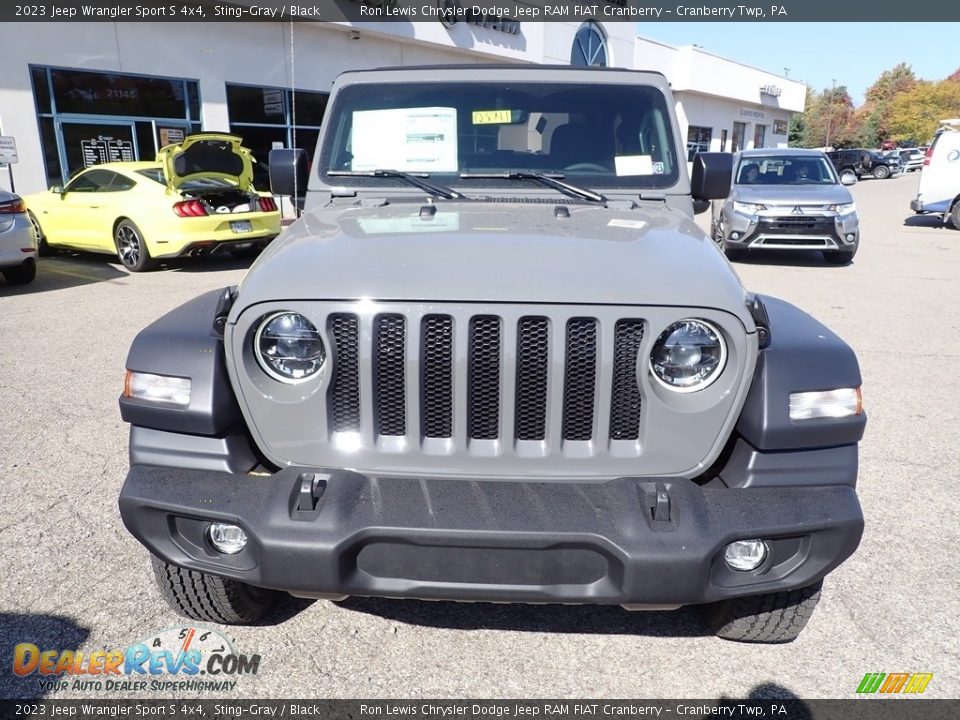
[254,312,325,383]
[649,319,726,392]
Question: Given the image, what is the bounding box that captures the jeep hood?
[732,184,852,206]
[156,133,254,191]
[237,202,752,324]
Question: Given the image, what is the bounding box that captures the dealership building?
[0,20,805,194]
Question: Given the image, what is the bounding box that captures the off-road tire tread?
[150,555,277,625]
[704,581,822,643]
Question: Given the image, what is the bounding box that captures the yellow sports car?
[24,133,281,272]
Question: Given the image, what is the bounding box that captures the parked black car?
[826,149,900,180]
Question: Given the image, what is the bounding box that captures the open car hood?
[156,133,254,191]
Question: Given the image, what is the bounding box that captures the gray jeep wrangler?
[119,66,865,643]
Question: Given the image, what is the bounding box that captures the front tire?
[2,258,37,285]
[949,201,960,230]
[28,212,54,257]
[115,219,156,272]
[150,554,278,625]
[702,580,823,643]
[873,164,891,180]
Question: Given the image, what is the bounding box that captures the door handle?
[89,205,100,209]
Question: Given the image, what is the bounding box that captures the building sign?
[436,0,521,34]
[158,127,185,147]
[0,136,18,165]
[262,89,284,117]
[760,84,782,97]
[740,108,767,121]
[773,119,788,135]
[80,136,134,168]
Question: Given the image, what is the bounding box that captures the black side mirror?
[269,148,308,209]
[691,152,733,202]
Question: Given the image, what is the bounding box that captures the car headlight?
[732,201,766,215]
[254,312,325,383]
[649,319,727,392]
[828,202,856,216]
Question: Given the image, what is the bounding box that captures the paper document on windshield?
[351,107,458,173]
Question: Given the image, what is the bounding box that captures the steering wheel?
[563,162,610,173]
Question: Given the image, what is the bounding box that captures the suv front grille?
[324,308,648,448]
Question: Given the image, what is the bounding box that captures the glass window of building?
[571,23,608,67]
[226,84,328,189]
[30,66,201,187]
[732,121,747,153]
[687,126,712,161]
[753,124,767,148]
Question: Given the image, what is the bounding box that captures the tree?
[887,79,960,143]
[854,64,918,147]
[948,68,960,84]
[799,85,855,148]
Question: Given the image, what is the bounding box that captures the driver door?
[46,169,117,250]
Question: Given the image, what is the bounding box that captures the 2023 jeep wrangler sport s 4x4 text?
[118,66,866,643]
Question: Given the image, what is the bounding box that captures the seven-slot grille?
[327,311,646,447]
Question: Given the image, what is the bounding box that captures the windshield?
[320,82,680,190]
[735,156,837,185]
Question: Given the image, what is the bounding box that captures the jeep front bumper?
[119,465,863,607]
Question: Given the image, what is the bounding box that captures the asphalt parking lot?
[1,173,958,700]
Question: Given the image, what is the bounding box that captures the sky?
[637,23,959,105]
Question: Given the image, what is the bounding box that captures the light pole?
[825,78,836,148]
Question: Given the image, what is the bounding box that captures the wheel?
[150,554,278,625]
[28,211,53,257]
[949,202,960,230]
[824,249,856,265]
[2,258,37,285]
[114,219,156,272]
[702,580,822,643]
[873,164,891,180]
[711,220,724,248]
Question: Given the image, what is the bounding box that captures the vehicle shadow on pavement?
[0,613,90,699]
[729,250,848,268]
[0,255,127,295]
[902,215,948,229]
[721,684,811,713]
[259,596,318,626]
[334,597,711,638]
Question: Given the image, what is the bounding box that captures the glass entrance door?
[56,119,138,178]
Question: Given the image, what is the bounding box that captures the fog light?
[731,232,740,240]
[845,234,855,242]
[724,539,767,571]
[208,523,247,555]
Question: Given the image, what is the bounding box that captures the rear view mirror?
[691,152,733,202]
[50,185,63,194]
[840,173,857,186]
[269,148,308,209]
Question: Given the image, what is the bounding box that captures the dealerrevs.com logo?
[13,626,261,693]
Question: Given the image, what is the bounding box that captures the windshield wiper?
[459,171,607,204]
[328,169,464,200]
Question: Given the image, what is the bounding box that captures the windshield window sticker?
[351,107,459,173]
[652,161,665,175]
[472,109,515,125]
[614,154,655,176]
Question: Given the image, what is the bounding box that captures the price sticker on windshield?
[472,110,514,125]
